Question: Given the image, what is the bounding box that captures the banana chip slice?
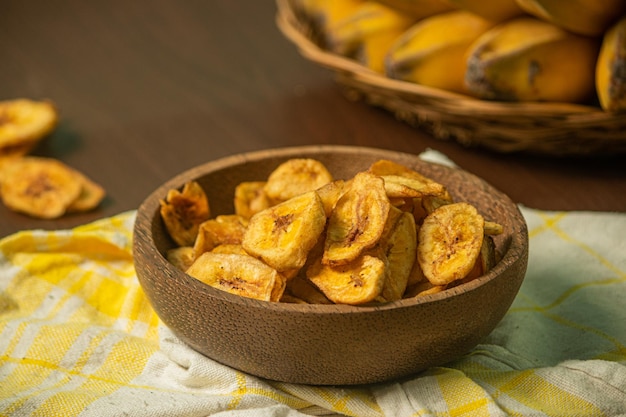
[166,246,195,271]
[263,158,333,203]
[307,254,386,305]
[0,156,82,219]
[242,190,326,272]
[368,159,447,199]
[193,214,248,259]
[377,207,417,302]
[160,181,211,247]
[323,172,390,266]
[65,168,106,213]
[418,202,484,286]
[315,179,347,217]
[234,181,270,220]
[0,99,58,158]
[186,252,286,302]
[285,274,333,304]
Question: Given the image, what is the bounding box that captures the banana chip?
[263,158,333,203]
[368,159,447,199]
[418,202,485,286]
[186,252,286,302]
[0,99,58,158]
[166,246,195,271]
[0,156,82,219]
[307,254,386,305]
[193,214,248,259]
[234,181,270,220]
[315,179,347,217]
[65,168,106,213]
[377,207,417,302]
[242,190,326,272]
[160,181,211,247]
[323,172,390,266]
[285,274,333,304]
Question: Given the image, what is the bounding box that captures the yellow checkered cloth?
[1,190,625,415]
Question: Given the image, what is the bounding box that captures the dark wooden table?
[1,1,625,238]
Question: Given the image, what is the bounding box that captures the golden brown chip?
[285,274,333,304]
[263,158,333,203]
[234,181,270,220]
[417,202,484,286]
[65,168,106,213]
[0,156,82,219]
[0,99,58,155]
[377,208,417,302]
[315,179,346,217]
[166,246,195,271]
[242,190,326,272]
[193,214,248,259]
[368,159,447,199]
[306,254,386,305]
[160,181,211,247]
[323,171,390,266]
[210,243,248,255]
[404,280,446,298]
[186,252,286,302]
[484,220,504,235]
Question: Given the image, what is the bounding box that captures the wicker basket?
[275,0,626,156]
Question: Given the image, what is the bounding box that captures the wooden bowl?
[133,145,528,385]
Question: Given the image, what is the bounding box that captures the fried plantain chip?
[369,160,447,199]
[193,214,248,259]
[404,280,446,298]
[160,181,211,247]
[323,171,390,266]
[417,202,485,286]
[263,158,333,203]
[0,156,82,219]
[186,252,286,302]
[210,243,248,255]
[0,99,58,157]
[315,179,346,217]
[285,274,333,304]
[484,220,504,235]
[65,168,106,213]
[306,254,386,305]
[242,190,326,272]
[234,181,270,220]
[377,207,417,302]
[166,246,195,271]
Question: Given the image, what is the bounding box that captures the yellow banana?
[386,10,496,93]
[446,0,524,22]
[464,17,600,103]
[372,0,456,19]
[326,1,417,72]
[596,15,626,112]
[514,0,626,37]
[290,0,365,45]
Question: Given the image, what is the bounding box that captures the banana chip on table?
[323,171,390,266]
[418,202,485,286]
[263,158,333,204]
[186,252,286,302]
[0,99,58,159]
[160,181,211,247]
[242,190,327,272]
[0,156,104,219]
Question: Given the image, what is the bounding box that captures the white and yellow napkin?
[1,151,625,416]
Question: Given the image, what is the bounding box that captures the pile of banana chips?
[161,158,504,306]
[0,99,105,219]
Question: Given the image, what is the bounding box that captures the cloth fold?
[1,152,625,416]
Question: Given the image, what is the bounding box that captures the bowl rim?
[133,144,528,315]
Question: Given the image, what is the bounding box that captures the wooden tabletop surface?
[1,1,625,238]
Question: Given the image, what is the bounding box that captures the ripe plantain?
[446,0,524,23]
[515,0,626,37]
[465,17,600,103]
[326,1,416,73]
[596,16,626,112]
[386,10,496,93]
